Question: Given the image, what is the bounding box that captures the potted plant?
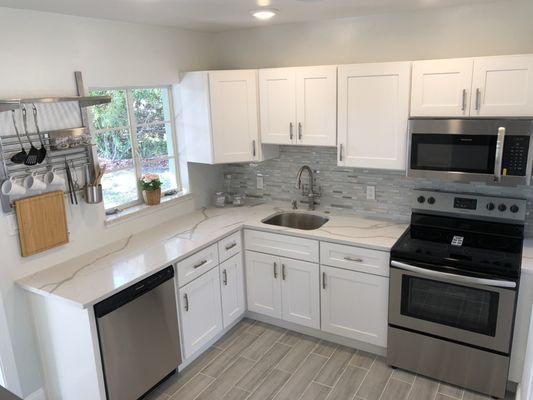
[140,173,162,206]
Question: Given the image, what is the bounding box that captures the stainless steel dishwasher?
[94,266,181,400]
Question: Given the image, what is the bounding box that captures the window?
[89,87,180,210]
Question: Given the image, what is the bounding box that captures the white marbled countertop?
[17,203,409,309]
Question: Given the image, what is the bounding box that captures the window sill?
[104,191,193,227]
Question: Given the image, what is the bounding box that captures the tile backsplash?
[223,146,533,235]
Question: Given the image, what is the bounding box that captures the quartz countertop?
[17,203,408,309]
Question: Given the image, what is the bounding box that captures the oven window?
[401,276,499,336]
[411,134,497,173]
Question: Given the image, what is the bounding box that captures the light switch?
[366,186,376,200]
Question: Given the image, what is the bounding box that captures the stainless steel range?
[387,189,526,399]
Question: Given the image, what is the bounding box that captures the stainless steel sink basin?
[262,212,329,230]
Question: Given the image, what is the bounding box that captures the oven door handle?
[391,261,516,288]
[494,127,506,183]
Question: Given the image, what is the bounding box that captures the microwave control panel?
[502,136,530,176]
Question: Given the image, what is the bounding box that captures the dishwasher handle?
[94,266,175,318]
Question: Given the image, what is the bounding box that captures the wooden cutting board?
[15,191,69,257]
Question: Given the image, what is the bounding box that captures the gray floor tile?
[435,394,457,400]
[327,365,367,400]
[463,391,490,400]
[356,357,393,400]
[202,333,259,378]
[312,340,337,358]
[223,387,251,400]
[350,350,376,370]
[237,343,291,392]
[314,345,355,387]
[407,376,439,400]
[248,321,270,336]
[196,357,255,400]
[278,331,303,346]
[380,378,411,400]
[300,382,331,400]
[168,373,214,400]
[391,368,416,384]
[247,369,292,400]
[277,335,320,373]
[215,319,256,350]
[241,325,286,361]
[274,354,328,400]
[438,382,464,398]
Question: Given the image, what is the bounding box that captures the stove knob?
[417,196,425,204]
[427,197,436,205]
[510,205,519,213]
[498,204,507,212]
[486,202,495,211]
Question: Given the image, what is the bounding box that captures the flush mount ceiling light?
[250,8,279,20]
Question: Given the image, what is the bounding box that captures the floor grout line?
[404,374,417,400]
[349,358,374,400]
[376,365,394,400]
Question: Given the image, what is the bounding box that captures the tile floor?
[148,319,515,400]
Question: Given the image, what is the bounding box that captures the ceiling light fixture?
[250,8,279,20]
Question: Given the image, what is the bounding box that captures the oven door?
[389,262,517,354]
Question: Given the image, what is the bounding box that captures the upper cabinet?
[337,62,411,170]
[180,70,277,164]
[259,66,337,146]
[411,54,533,117]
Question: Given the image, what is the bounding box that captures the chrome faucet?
[295,165,320,211]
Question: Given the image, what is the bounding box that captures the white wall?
[0,7,221,398]
[213,0,533,69]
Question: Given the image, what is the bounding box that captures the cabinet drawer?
[245,230,319,263]
[320,242,389,277]
[218,231,242,262]
[177,244,219,287]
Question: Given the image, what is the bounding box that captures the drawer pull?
[344,256,363,263]
[225,242,237,251]
[322,272,327,290]
[193,259,208,269]
[184,294,189,311]
[273,262,278,279]
[223,269,228,286]
[282,264,286,280]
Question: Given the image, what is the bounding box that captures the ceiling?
[0,0,503,32]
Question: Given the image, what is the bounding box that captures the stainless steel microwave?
[408,118,533,185]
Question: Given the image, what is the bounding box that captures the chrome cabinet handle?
[223,269,228,286]
[339,144,344,162]
[289,122,294,140]
[475,88,481,111]
[193,259,208,269]
[298,122,302,140]
[282,264,286,280]
[252,140,256,157]
[461,89,467,111]
[322,272,327,289]
[390,261,516,288]
[225,242,237,251]
[494,127,506,183]
[273,262,278,278]
[344,256,363,263]
[184,294,189,311]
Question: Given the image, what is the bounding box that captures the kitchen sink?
[261,212,329,230]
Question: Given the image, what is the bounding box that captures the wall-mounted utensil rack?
[0,72,111,213]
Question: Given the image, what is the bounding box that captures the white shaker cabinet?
[220,253,245,329]
[321,265,388,347]
[337,62,411,170]
[180,70,277,164]
[410,58,474,117]
[245,251,282,318]
[179,267,223,359]
[259,66,337,146]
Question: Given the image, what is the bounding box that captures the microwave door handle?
[494,127,506,183]
[390,261,516,288]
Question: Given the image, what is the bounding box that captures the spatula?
[22,107,39,166]
[32,104,47,164]
[10,110,27,164]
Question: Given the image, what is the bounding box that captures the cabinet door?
[338,62,410,170]
[410,58,473,117]
[179,267,223,359]
[280,258,320,329]
[209,70,260,163]
[220,253,245,328]
[259,68,296,144]
[471,55,533,117]
[296,66,337,146]
[245,251,281,318]
[321,266,388,347]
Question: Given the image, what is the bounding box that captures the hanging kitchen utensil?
[10,110,27,164]
[65,158,74,204]
[22,107,39,166]
[32,104,47,164]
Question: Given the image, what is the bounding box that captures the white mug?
[1,177,26,196]
[23,172,46,192]
[44,169,65,188]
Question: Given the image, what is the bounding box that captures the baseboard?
[25,388,45,400]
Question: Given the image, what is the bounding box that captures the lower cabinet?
[220,253,245,328]
[179,267,223,359]
[245,250,320,329]
[321,265,389,347]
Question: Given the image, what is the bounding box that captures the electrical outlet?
[366,185,376,200]
[256,174,264,190]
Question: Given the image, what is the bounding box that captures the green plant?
[139,174,162,192]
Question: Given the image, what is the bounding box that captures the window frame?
[88,85,181,211]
